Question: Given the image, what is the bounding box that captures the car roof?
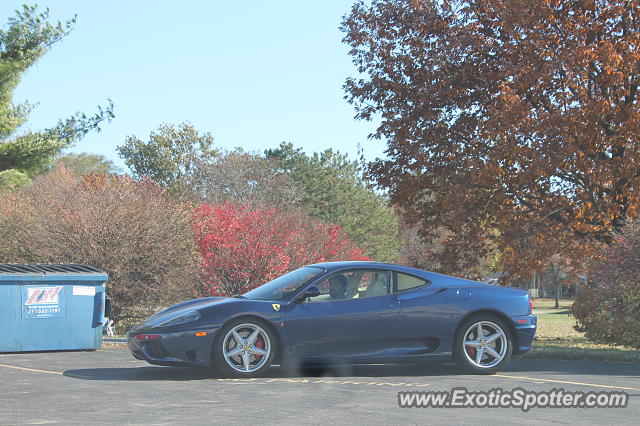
[308,261,486,286]
[309,261,428,275]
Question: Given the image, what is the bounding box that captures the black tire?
[453,314,513,375]
[212,317,277,378]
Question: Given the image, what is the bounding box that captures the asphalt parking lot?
[0,348,638,425]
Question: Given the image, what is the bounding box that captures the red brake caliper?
[254,337,265,360]
[466,333,476,358]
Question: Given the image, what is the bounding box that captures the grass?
[520,299,640,363]
[531,298,573,310]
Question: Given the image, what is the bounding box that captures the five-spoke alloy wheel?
[454,315,512,374]
[213,318,276,377]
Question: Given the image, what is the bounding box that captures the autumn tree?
[343,0,640,277]
[193,202,369,296]
[0,166,200,325]
[0,5,113,189]
[543,257,578,308]
[398,220,500,279]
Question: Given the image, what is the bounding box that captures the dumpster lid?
[0,264,105,275]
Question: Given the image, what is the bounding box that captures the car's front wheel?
[454,315,512,374]
[212,318,276,378]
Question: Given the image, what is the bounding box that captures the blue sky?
[3,1,384,170]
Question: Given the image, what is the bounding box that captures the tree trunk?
[549,264,561,308]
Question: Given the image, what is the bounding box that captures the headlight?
[156,311,201,327]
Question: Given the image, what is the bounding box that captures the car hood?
[130,296,228,331]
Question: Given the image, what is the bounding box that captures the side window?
[395,272,430,292]
[306,270,391,303]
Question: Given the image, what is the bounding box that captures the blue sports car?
[128,261,536,377]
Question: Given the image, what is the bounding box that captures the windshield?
[243,266,324,300]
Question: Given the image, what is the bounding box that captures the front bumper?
[509,315,537,354]
[127,328,218,368]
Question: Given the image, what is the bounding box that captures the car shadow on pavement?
[63,362,463,381]
[63,366,215,381]
[63,358,640,382]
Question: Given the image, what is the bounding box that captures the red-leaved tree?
[573,221,640,348]
[193,203,369,296]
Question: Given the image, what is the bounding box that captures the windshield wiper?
[231,294,247,299]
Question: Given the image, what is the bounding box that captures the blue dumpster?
[0,264,109,352]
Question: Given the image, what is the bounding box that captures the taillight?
[135,334,160,341]
[529,298,534,313]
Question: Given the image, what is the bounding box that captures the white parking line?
[495,374,640,391]
[217,377,431,388]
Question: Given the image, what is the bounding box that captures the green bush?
[0,169,31,190]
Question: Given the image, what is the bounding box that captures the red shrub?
[193,203,369,296]
[573,222,640,348]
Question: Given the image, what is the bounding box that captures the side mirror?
[303,285,321,299]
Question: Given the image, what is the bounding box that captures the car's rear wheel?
[454,315,512,374]
[212,318,276,378]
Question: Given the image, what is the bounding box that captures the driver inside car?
[328,275,348,300]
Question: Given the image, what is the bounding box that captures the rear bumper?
[509,315,537,354]
[127,329,217,368]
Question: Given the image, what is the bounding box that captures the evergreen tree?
[0,5,113,189]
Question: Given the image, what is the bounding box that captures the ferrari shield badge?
[272,303,280,312]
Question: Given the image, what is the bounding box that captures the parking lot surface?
[1,348,638,425]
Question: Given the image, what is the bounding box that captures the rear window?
[395,272,430,292]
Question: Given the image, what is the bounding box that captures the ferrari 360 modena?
[128,261,536,377]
